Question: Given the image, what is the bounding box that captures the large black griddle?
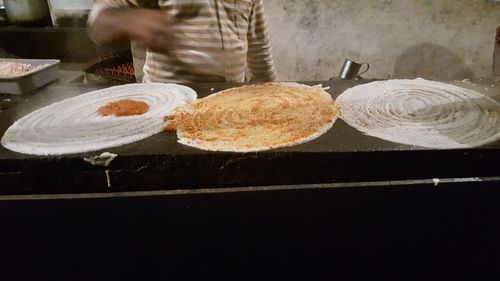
[0,80,498,195]
[1,80,500,280]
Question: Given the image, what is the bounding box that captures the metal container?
[47,0,92,27]
[3,0,51,25]
[0,4,7,26]
[339,58,370,80]
[0,59,60,95]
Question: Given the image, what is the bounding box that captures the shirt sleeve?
[246,0,277,82]
[88,0,140,25]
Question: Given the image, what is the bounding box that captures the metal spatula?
[172,49,236,81]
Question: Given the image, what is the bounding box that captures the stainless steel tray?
[0,59,60,95]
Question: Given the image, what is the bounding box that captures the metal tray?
[0,59,60,95]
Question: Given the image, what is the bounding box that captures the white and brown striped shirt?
[90,0,277,83]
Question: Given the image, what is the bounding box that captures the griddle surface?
[0,80,498,195]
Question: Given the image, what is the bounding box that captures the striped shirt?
[90,0,277,83]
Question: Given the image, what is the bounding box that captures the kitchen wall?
[264,0,500,81]
[3,0,497,81]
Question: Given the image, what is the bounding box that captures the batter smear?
[98,99,149,117]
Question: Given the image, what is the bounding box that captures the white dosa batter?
[1,83,197,155]
[337,78,500,148]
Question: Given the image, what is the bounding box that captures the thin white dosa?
[1,83,197,155]
[337,78,500,148]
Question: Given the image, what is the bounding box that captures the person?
[88,0,277,83]
[494,26,499,77]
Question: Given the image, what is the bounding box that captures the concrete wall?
[265,0,500,81]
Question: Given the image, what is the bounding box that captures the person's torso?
[141,0,253,83]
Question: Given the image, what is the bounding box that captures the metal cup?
[339,58,370,80]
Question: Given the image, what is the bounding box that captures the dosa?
[337,78,500,148]
[165,82,339,152]
[1,83,197,155]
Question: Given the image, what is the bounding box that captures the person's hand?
[126,9,177,53]
[90,8,177,54]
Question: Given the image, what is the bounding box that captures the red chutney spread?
[97,99,149,117]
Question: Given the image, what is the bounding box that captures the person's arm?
[246,0,277,82]
[494,26,500,77]
[88,0,176,53]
